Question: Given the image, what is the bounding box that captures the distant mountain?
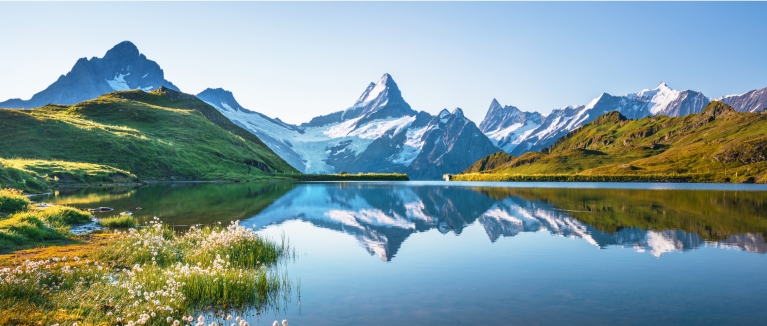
[483,83,714,156]
[460,101,767,184]
[196,88,306,171]
[479,99,543,153]
[204,74,499,180]
[719,87,767,113]
[0,41,178,109]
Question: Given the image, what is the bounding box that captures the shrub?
[0,188,29,214]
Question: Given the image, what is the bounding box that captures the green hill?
[456,101,767,183]
[0,87,298,183]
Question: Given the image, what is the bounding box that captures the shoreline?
[445,173,765,184]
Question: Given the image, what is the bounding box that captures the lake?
[41,181,767,325]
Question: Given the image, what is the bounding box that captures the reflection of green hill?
[473,187,767,241]
[44,182,294,226]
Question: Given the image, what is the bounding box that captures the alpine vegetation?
[0,218,294,325]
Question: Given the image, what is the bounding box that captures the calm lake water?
[42,182,767,325]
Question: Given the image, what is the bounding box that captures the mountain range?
[3,41,767,180]
[199,74,498,179]
[481,82,767,156]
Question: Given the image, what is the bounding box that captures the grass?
[456,102,767,183]
[0,88,298,183]
[0,188,29,214]
[0,205,92,253]
[0,158,140,192]
[98,215,137,228]
[0,218,293,325]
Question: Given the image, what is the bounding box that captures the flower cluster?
[0,219,292,325]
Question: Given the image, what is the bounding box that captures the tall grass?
[0,205,91,251]
[0,188,29,214]
[0,218,294,325]
[98,215,137,228]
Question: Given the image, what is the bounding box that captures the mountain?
[479,99,543,153]
[719,87,767,113]
[196,88,307,171]
[0,41,178,109]
[480,83,718,156]
[0,87,297,181]
[204,74,499,180]
[459,102,767,183]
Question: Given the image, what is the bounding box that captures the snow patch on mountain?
[106,72,131,91]
[633,82,681,115]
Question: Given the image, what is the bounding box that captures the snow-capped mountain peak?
[353,73,398,106]
[633,82,682,115]
[208,74,498,179]
[584,92,608,111]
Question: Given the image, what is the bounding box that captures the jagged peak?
[490,98,502,109]
[353,73,401,106]
[103,41,140,59]
[584,92,609,110]
[452,107,465,117]
[199,87,234,97]
[656,81,671,90]
[438,108,451,118]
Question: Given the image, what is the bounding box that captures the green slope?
[0,87,298,182]
[1,158,139,192]
[457,102,767,183]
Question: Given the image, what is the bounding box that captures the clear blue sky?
[1,2,766,124]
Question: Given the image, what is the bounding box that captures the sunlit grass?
[98,215,137,228]
[0,89,300,184]
[0,205,92,252]
[0,188,29,214]
[1,158,139,192]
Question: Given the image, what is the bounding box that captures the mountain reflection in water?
[243,183,767,260]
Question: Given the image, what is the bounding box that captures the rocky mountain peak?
[438,109,451,118]
[103,41,140,60]
[0,41,178,109]
[196,88,247,113]
[451,107,465,118]
[353,73,402,106]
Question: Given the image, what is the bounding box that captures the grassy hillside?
[456,102,767,183]
[0,88,298,182]
[1,158,139,192]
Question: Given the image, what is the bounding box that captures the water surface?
[43,182,767,325]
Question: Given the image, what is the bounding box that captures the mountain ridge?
[0,41,178,109]
[458,101,767,183]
